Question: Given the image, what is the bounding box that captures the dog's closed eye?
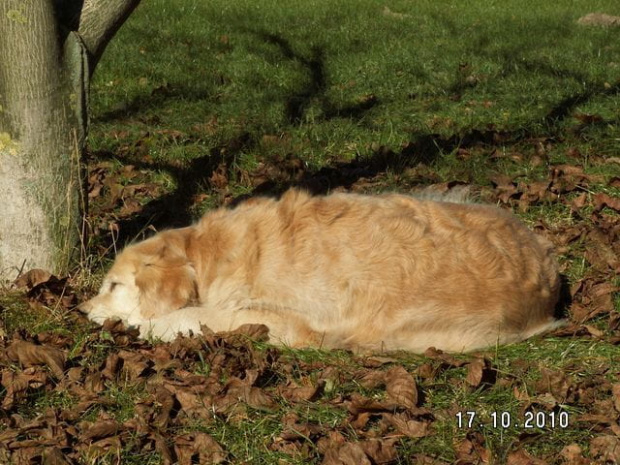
[109,282,122,292]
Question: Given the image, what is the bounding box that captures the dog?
[80,189,562,352]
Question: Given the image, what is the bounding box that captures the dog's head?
[80,228,198,326]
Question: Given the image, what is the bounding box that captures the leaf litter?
[1,137,620,463]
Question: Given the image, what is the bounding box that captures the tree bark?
[0,0,141,281]
[79,0,142,69]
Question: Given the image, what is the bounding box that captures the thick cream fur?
[80,190,561,352]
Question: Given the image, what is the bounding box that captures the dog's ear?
[134,228,199,318]
[135,260,198,318]
[138,227,193,267]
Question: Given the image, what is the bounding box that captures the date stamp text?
[456,410,569,429]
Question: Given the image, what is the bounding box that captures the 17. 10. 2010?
[456,410,569,429]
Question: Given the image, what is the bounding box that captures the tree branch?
[77,0,142,71]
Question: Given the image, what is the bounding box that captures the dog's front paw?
[140,316,203,342]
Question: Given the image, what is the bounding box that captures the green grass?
[90,0,620,172]
[1,0,620,463]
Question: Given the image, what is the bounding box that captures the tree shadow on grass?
[92,128,445,248]
[90,21,620,249]
[92,123,525,249]
[94,83,213,124]
[252,30,379,124]
[91,131,253,245]
[92,76,618,249]
[232,71,619,201]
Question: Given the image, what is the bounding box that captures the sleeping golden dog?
[80,189,562,352]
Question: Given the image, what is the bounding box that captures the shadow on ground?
[253,30,380,123]
[89,28,620,249]
[94,83,213,124]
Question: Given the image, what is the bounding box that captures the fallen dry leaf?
[13,269,53,289]
[6,340,66,378]
[322,441,372,465]
[383,412,432,438]
[465,358,497,388]
[589,435,620,463]
[41,447,74,465]
[455,431,490,464]
[193,432,227,464]
[559,443,589,465]
[214,375,276,413]
[535,367,574,403]
[1,370,48,409]
[613,384,620,413]
[594,193,620,213]
[570,277,617,323]
[278,379,324,402]
[385,365,418,409]
[506,448,547,465]
[118,349,151,380]
[358,438,398,464]
[81,420,120,442]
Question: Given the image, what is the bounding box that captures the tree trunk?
[0,0,140,282]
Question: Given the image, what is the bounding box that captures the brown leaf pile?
[13,269,79,311]
[0,322,434,464]
[87,161,163,237]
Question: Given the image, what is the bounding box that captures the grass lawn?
[1,0,620,463]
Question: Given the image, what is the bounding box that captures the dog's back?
[192,190,560,352]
